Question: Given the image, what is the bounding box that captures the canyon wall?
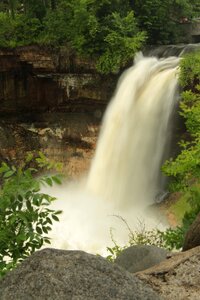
[0,45,117,116]
[0,45,119,175]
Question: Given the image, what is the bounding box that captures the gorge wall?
[0,45,117,116]
[0,45,119,175]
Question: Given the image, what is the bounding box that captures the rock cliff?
[0,45,118,173]
[0,45,117,115]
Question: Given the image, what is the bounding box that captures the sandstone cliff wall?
[0,45,117,115]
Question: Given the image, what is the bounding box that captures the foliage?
[130,0,198,44]
[106,216,178,262]
[95,11,146,74]
[0,0,198,69]
[163,52,200,191]
[0,12,16,47]
[161,51,200,248]
[0,0,146,73]
[41,0,146,73]
[0,13,43,47]
[14,16,43,46]
[106,228,124,262]
[106,223,182,262]
[0,152,62,277]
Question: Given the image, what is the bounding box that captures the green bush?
[41,0,146,73]
[163,52,200,191]
[14,16,43,46]
[95,11,146,74]
[0,153,62,277]
[130,0,198,44]
[0,12,16,47]
[161,51,200,247]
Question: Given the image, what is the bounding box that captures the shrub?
[161,51,200,248]
[0,153,62,277]
[0,12,16,47]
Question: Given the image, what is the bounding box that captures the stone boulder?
[182,212,200,251]
[115,245,169,273]
[136,246,200,299]
[0,248,161,300]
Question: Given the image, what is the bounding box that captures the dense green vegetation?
[0,0,199,73]
[161,50,200,249]
[0,153,62,277]
[130,0,199,44]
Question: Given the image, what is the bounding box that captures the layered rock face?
[0,46,117,114]
[0,117,98,177]
[0,46,118,174]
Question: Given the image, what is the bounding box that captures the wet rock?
[0,46,117,114]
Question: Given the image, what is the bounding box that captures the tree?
[130,0,197,44]
[161,51,200,248]
[0,153,62,277]
[42,0,146,73]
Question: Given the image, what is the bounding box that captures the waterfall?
[48,54,180,254]
[86,54,179,208]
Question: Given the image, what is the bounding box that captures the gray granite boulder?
[0,248,161,300]
[115,245,169,273]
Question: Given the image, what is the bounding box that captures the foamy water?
[45,55,180,255]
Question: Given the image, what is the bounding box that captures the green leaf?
[52,175,62,185]
[42,227,48,234]
[46,217,53,225]
[3,170,15,178]
[26,200,32,212]
[45,178,53,187]
[54,210,62,215]
[36,227,43,235]
[52,215,59,221]
[44,239,51,244]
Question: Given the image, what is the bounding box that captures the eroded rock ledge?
[0,45,117,115]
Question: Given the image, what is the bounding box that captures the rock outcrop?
[1,246,200,299]
[115,245,169,273]
[182,212,200,251]
[0,117,98,177]
[0,121,40,164]
[136,246,200,299]
[0,46,117,115]
[0,248,160,300]
[0,45,116,173]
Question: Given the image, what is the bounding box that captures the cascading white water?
[86,54,179,209]
[47,54,180,254]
